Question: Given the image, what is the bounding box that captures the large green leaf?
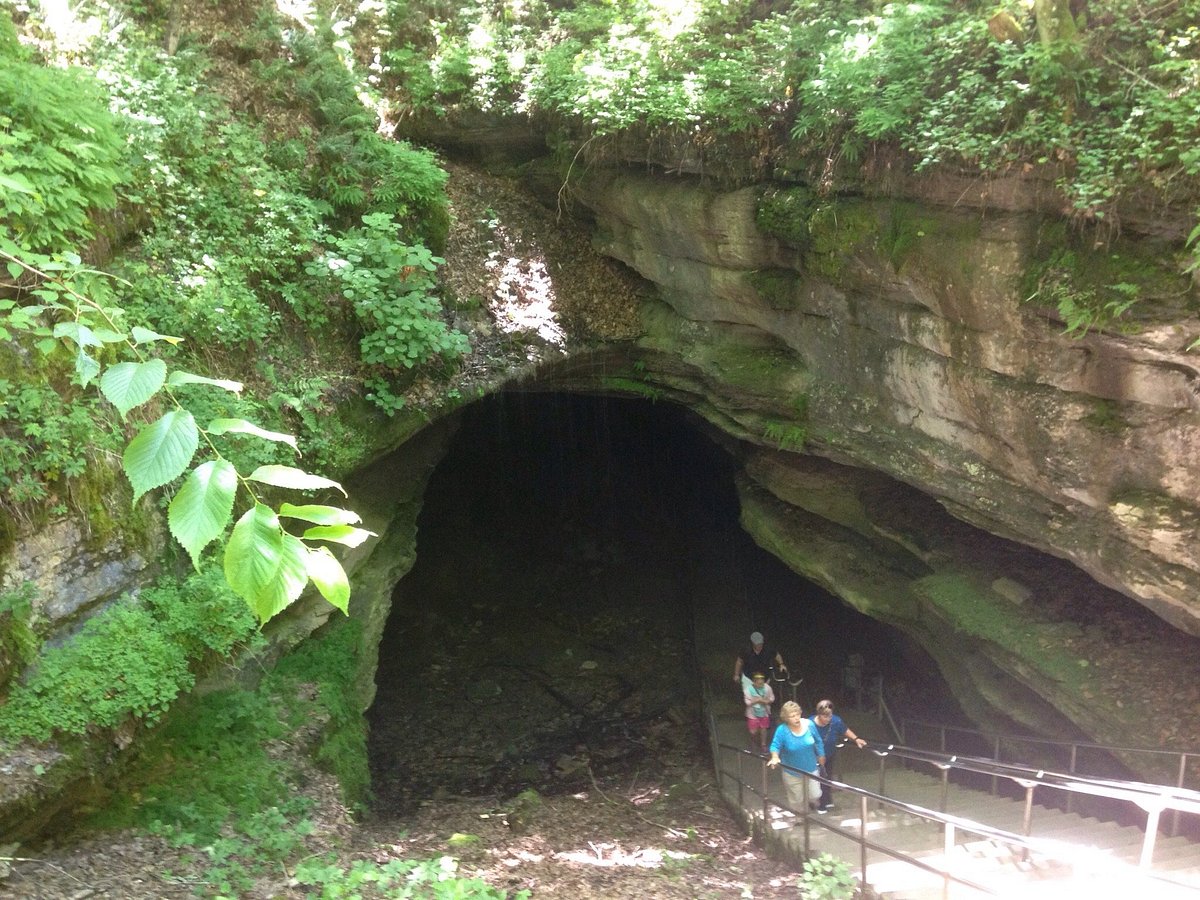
[122,409,199,501]
[279,503,362,526]
[168,370,243,392]
[131,326,183,346]
[224,503,310,622]
[247,465,345,495]
[206,418,298,452]
[54,321,103,348]
[168,459,238,568]
[301,524,374,548]
[304,546,350,614]
[100,359,167,419]
[74,348,100,387]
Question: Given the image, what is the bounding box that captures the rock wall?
[572,169,1200,638]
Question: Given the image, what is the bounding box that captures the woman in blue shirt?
[811,699,867,812]
[767,700,825,815]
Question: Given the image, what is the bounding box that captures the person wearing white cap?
[733,631,788,693]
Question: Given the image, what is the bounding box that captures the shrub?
[308,213,470,404]
[0,373,122,511]
[798,852,855,899]
[0,569,259,742]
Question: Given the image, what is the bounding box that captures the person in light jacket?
[743,672,775,752]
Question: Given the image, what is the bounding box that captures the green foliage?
[756,187,816,247]
[805,202,877,278]
[764,420,806,451]
[295,854,528,899]
[797,852,855,899]
[0,53,129,253]
[0,569,259,742]
[1040,274,1139,336]
[104,684,314,896]
[272,620,371,810]
[283,30,451,247]
[87,621,398,894]
[2,241,370,623]
[261,367,374,473]
[1022,225,1188,334]
[536,1,792,135]
[780,0,1200,224]
[105,48,321,349]
[0,370,122,510]
[310,213,470,406]
[0,581,39,678]
[386,0,1200,267]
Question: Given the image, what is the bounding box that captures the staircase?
[711,708,1200,898]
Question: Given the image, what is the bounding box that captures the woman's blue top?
[811,713,848,752]
[770,722,825,774]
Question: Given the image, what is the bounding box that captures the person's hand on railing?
[767,753,781,769]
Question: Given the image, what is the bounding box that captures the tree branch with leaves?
[1,237,372,624]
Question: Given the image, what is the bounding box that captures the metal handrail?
[861,738,1200,870]
[902,715,1195,777]
[900,715,1200,836]
[714,742,1197,896]
[874,741,1200,810]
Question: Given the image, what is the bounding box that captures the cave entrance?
[366,392,957,814]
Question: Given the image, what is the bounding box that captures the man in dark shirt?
[733,631,788,688]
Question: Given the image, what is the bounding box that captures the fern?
[0,56,129,252]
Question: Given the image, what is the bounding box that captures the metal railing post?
[802,773,812,856]
[859,793,870,890]
[1066,744,1078,814]
[1141,806,1162,867]
[940,765,950,814]
[762,757,770,828]
[878,752,888,802]
[943,821,955,900]
[737,751,744,810]
[1173,753,1187,837]
[1022,784,1035,848]
[991,736,1001,796]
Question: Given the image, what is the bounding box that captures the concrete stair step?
[1110,840,1200,869]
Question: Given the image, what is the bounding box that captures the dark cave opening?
[366,392,962,813]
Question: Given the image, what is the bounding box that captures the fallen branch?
[586,766,688,838]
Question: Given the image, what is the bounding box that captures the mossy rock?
[805,201,879,279]
[1022,219,1195,331]
[749,268,801,310]
[878,203,952,274]
[755,185,815,247]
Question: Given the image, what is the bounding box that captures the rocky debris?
[439,161,644,369]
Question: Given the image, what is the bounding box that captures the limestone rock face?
[574,169,1200,638]
[2,519,158,628]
